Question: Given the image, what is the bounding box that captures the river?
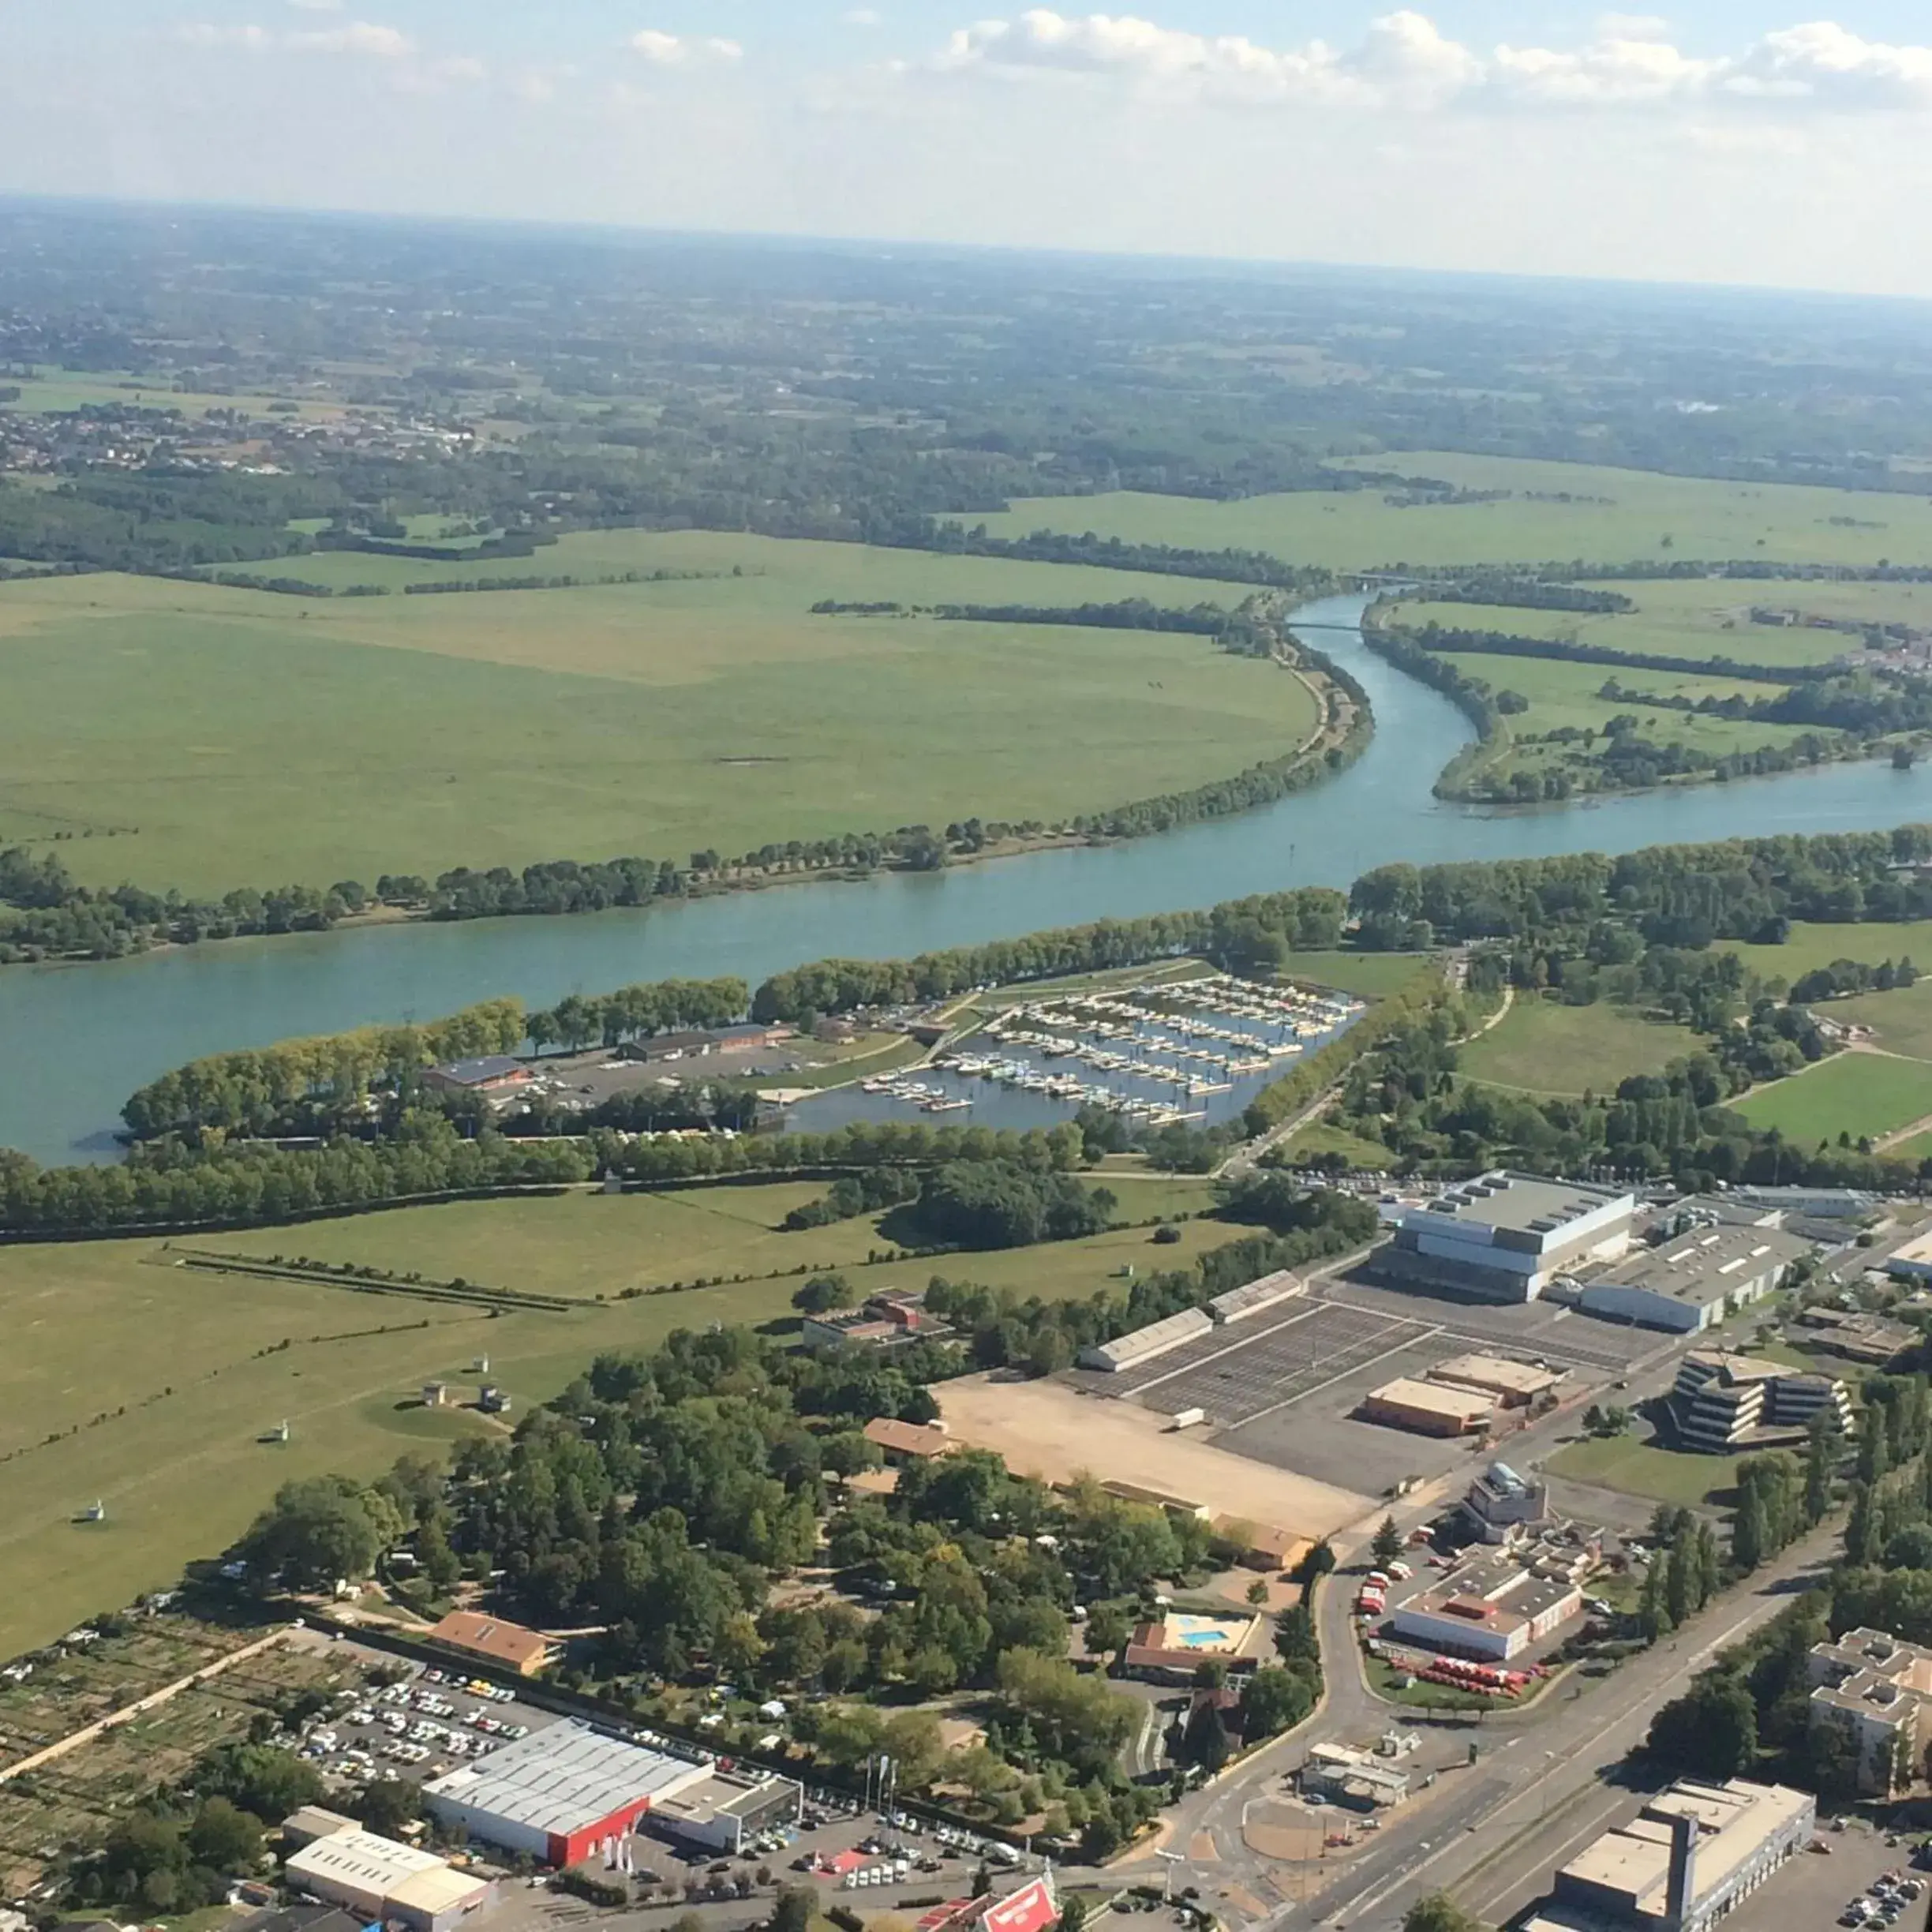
[3,590,1926,1165]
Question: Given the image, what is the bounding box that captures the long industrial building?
[1527,1777,1814,1932]
[1386,1549,1581,1661]
[1361,1376,1494,1438]
[283,1824,492,1932]
[423,1721,800,1863]
[1376,1172,1635,1303]
[1076,1306,1211,1372]
[1574,1225,1813,1334]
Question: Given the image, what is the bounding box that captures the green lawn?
[1457,996,1696,1096]
[1833,980,1932,1065]
[0,543,1313,896]
[1275,1119,1393,1169]
[1279,950,1440,998]
[979,452,1932,571]
[1546,1434,1741,1507]
[1732,1050,1932,1144]
[1391,576,1929,670]
[0,1175,1230,1657]
[1724,919,1932,987]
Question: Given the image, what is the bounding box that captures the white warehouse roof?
[425,1722,704,1836]
[1078,1306,1212,1372]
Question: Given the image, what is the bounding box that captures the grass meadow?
[0,1173,1225,1657]
[1393,575,1932,669]
[1547,1433,1743,1508]
[1724,920,1932,985]
[0,538,1316,894]
[1732,1050,1932,1144]
[1456,994,1698,1095]
[979,453,1932,571]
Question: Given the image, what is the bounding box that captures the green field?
[1724,920,1932,987]
[1457,996,1697,1096]
[1732,1050,1932,1144]
[0,538,1316,894]
[1279,950,1440,998]
[1442,650,1814,789]
[0,1174,1227,1657]
[1275,1118,1393,1168]
[1835,980,1932,1064]
[1393,575,1929,669]
[1546,1433,1741,1508]
[979,453,1932,570]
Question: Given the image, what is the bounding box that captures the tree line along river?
[2,591,1927,1166]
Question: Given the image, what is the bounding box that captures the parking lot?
[1721,1818,1927,1932]
[293,1655,562,1788]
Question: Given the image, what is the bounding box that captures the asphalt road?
[1099,1516,1839,1932]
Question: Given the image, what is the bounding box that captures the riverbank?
[0,604,1358,969]
[7,593,1932,1166]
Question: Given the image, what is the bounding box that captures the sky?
[8,1,1932,298]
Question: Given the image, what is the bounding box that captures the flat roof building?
[1671,1351,1852,1453]
[1808,1627,1932,1795]
[1429,1354,1567,1407]
[1378,1172,1635,1304]
[1121,1612,1260,1683]
[1461,1462,1550,1544]
[1537,1777,1814,1932]
[1077,1307,1213,1372]
[426,1610,556,1677]
[1575,1226,1812,1334]
[1301,1743,1410,1809]
[1361,1376,1494,1438]
[425,1722,707,1866]
[1387,1550,1582,1661]
[645,1769,803,1853]
[284,1828,492,1932]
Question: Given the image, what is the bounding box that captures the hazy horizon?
[10,2,1932,301]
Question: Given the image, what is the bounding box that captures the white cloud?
[1595,13,1669,39]
[841,7,884,24]
[174,21,271,47]
[286,19,413,56]
[930,9,1932,116]
[630,29,743,65]
[285,0,345,11]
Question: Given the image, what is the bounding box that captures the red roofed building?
[917,1876,1058,1932]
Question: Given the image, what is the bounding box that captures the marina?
[796,972,1363,1134]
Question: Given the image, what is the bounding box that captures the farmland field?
[979,453,1932,571]
[0,1174,1229,1657]
[1732,1049,1932,1144]
[1834,980,1932,1064]
[0,539,1316,895]
[1443,650,1815,772]
[1457,995,1697,1095]
[1392,575,1932,669]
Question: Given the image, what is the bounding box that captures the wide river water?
[5,590,1930,1165]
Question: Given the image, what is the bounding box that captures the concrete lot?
[1069,1279,1681,1506]
[1698,1815,1922,1932]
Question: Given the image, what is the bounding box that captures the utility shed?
[1077,1306,1212,1372]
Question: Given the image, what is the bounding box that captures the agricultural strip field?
[1455,995,1698,1096]
[0,1175,1226,1658]
[1391,575,1932,669]
[1732,1048,1932,1144]
[979,452,1932,570]
[0,537,1313,895]
[0,1622,364,1896]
